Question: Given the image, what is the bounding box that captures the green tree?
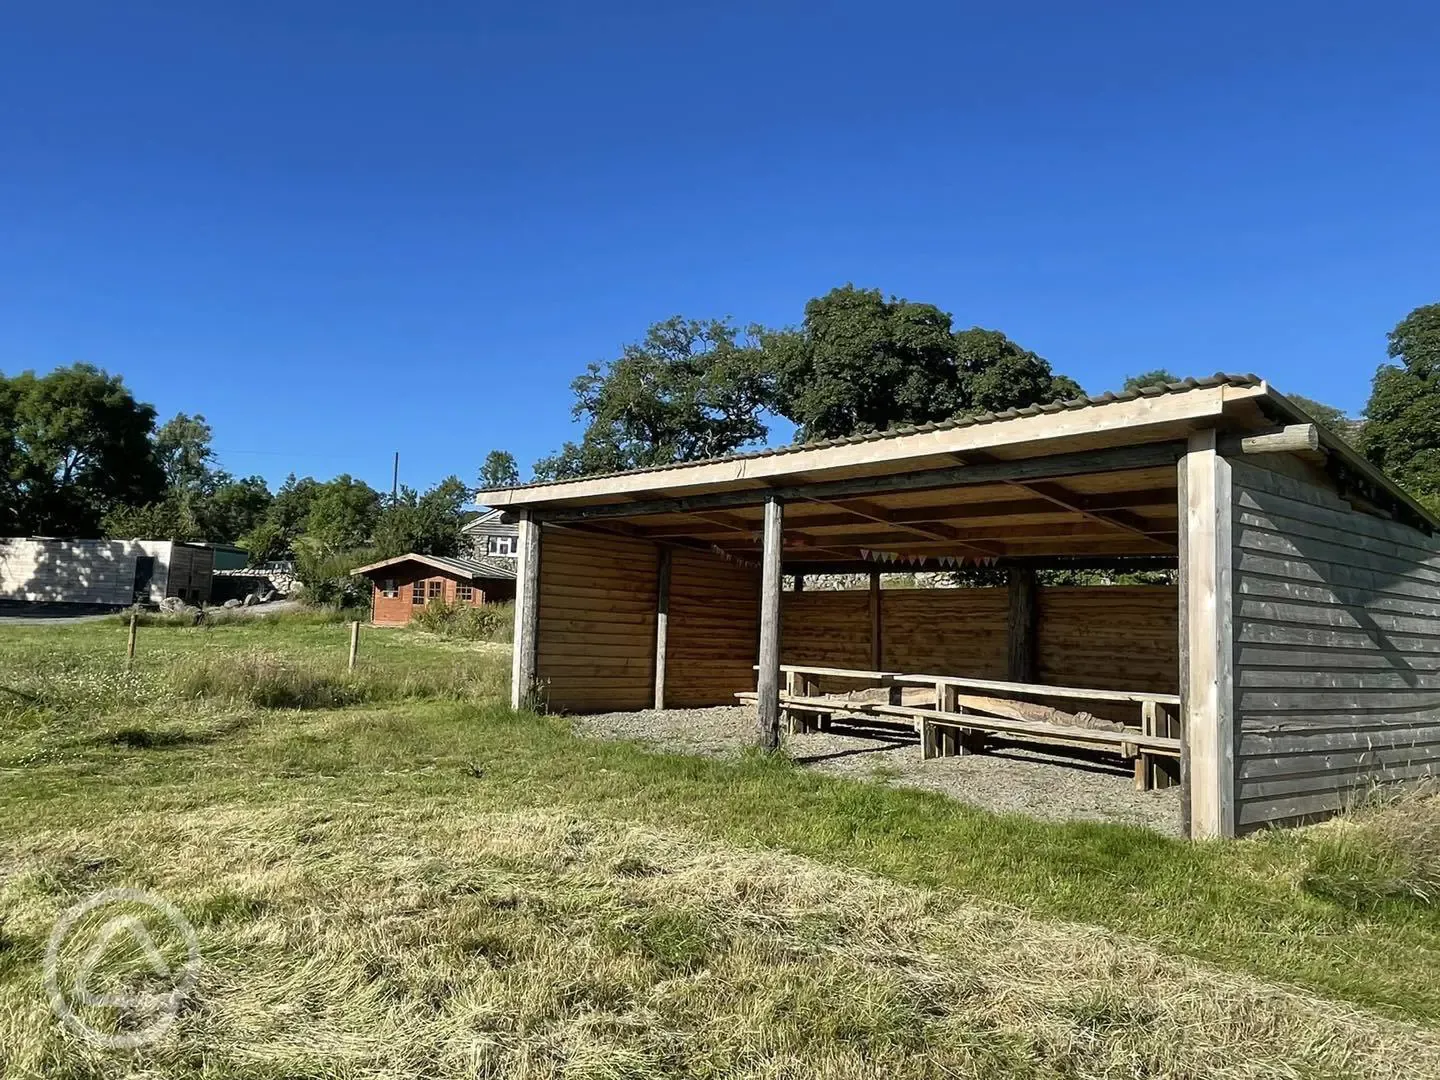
[6,364,165,535]
[202,476,273,542]
[1362,302,1440,507]
[101,494,200,542]
[0,379,19,533]
[766,285,1077,441]
[534,316,773,480]
[302,475,382,553]
[155,413,217,490]
[1121,369,1180,392]
[478,450,520,490]
[373,476,470,558]
[1288,393,1358,444]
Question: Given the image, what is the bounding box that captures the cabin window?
[455,582,474,604]
[381,579,397,599]
[411,581,428,605]
[489,535,516,556]
[428,579,444,601]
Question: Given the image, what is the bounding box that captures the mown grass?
[2,616,1440,1077]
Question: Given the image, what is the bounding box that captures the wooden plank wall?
[1038,587,1179,692]
[781,585,1176,710]
[665,549,760,707]
[782,591,872,672]
[1231,459,1440,830]
[535,528,658,712]
[883,589,1010,677]
[165,544,215,603]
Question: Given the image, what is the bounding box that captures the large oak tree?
[1363,302,1440,508]
[5,364,165,535]
[764,286,1078,441]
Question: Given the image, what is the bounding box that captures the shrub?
[294,547,376,609]
[410,600,514,643]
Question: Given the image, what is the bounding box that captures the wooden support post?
[126,611,138,667]
[1136,699,1157,791]
[1006,566,1036,683]
[784,669,802,733]
[510,510,542,711]
[869,569,882,671]
[347,619,360,671]
[653,546,671,710]
[1154,705,1181,789]
[757,495,784,751]
[1180,430,1235,838]
[794,572,805,592]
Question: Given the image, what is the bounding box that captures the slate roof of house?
[350,553,517,581]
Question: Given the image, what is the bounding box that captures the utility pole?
[391,451,399,504]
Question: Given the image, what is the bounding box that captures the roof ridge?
[477,373,1261,495]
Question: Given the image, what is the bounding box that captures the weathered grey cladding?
[1230,459,1440,830]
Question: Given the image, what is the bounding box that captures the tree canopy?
[534,286,1084,476]
[373,476,470,558]
[534,317,773,480]
[5,364,165,535]
[479,450,520,490]
[1363,302,1440,508]
[302,475,383,553]
[766,286,1078,441]
[1121,369,1179,392]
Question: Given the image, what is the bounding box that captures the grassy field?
[2,614,1440,1078]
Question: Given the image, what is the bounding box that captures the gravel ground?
[576,704,1182,836]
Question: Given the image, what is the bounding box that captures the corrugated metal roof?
[477,373,1261,496]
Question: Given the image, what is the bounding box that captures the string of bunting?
[708,544,760,570]
[858,548,1000,568]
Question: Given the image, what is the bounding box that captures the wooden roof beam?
[532,442,1188,523]
[1014,481,1167,539]
[807,497,1004,557]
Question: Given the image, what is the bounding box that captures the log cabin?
[351,553,516,626]
[478,375,1440,838]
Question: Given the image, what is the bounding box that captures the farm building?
[0,538,215,607]
[481,375,1440,839]
[351,553,517,626]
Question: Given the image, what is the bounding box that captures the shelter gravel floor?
[575,704,1183,836]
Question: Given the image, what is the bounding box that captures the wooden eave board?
[487,384,1254,510]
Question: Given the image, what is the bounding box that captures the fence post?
[347,619,360,671]
[126,611,138,667]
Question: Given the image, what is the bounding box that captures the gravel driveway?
[575,704,1182,836]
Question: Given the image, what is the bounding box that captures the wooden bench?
[744,664,1182,791]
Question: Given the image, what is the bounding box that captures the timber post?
[869,569,882,670]
[757,495,784,751]
[126,611,138,667]
[1006,565,1036,683]
[1180,429,1235,839]
[347,619,360,671]
[510,510,542,711]
[653,545,671,709]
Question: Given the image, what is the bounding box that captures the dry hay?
[2,805,1437,1079]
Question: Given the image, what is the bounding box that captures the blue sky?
[2,2,1437,495]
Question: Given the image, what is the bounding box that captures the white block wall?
[0,539,174,605]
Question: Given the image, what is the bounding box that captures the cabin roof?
[350,553,517,581]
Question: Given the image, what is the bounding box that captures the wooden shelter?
[480,376,1440,838]
[351,553,516,626]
